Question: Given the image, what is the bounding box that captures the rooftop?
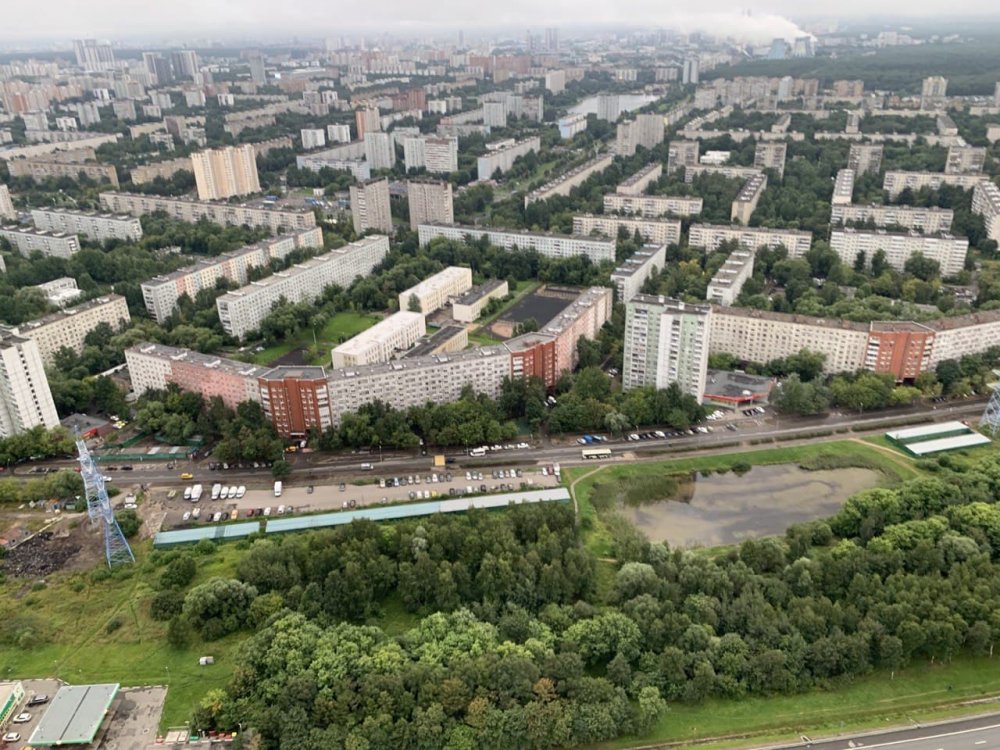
[30,207,138,222]
[404,326,468,358]
[27,683,119,746]
[399,266,470,298]
[130,342,268,378]
[454,278,507,306]
[20,294,125,331]
[0,225,76,239]
[704,369,776,401]
[631,294,712,316]
[735,173,768,201]
[332,311,424,357]
[100,191,315,215]
[259,366,327,381]
[691,223,812,238]
[713,304,870,332]
[870,321,935,333]
[618,162,662,188]
[328,344,506,382]
[611,246,666,279]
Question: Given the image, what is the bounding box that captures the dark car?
[28,695,49,706]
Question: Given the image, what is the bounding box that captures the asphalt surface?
[775,713,1000,750]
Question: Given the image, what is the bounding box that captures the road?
[14,397,989,488]
[773,713,1000,750]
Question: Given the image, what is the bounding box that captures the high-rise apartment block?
[572,214,681,246]
[682,58,700,85]
[14,295,130,366]
[29,208,143,243]
[920,76,948,108]
[624,295,712,403]
[945,145,987,174]
[0,331,59,437]
[753,142,787,179]
[406,181,454,231]
[0,185,14,221]
[171,50,200,81]
[355,108,381,139]
[364,131,395,170]
[141,229,323,323]
[706,249,755,306]
[971,181,1000,242]
[731,173,768,224]
[191,145,261,200]
[667,140,700,175]
[483,101,508,128]
[99,192,316,233]
[0,226,79,258]
[544,70,566,94]
[829,229,968,276]
[883,171,987,199]
[417,224,616,264]
[331,311,427,368]
[327,124,352,144]
[349,178,393,234]
[73,39,115,72]
[610,244,667,303]
[687,224,813,257]
[476,137,541,180]
[301,129,326,150]
[403,136,458,174]
[397,266,472,314]
[847,143,884,176]
[216,236,390,340]
[603,193,703,218]
[830,204,954,234]
[615,114,665,156]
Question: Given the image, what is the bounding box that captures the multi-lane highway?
[773,714,1000,750]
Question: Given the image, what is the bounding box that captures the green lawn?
[596,655,1000,749]
[0,541,247,731]
[250,311,380,366]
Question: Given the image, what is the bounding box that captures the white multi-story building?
[572,214,681,246]
[688,224,813,257]
[407,180,454,231]
[452,280,509,323]
[31,277,82,307]
[216,236,390,340]
[525,153,614,206]
[706,249,755,306]
[972,180,1000,242]
[29,208,143,243]
[403,136,458,174]
[610,244,667,303]
[684,164,762,183]
[99,192,316,233]
[191,144,261,200]
[0,226,79,258]
[544,70,566,94]
[301,128,326,150]
[141,229,323,323]
[603,193,703,218]
[945,145,987,175]
[829,228,968,276]
[832,168,855,205]
[483,101,507,128]
[624,295,712,403]
[558,114,587,140]
[615,113,665,156]
[831,203,954,234]
[15,295,130,365]
[331,311,427,368]
[0,331,59,438]
[667,140,700,174]
[847,143,883,176]
[476,137,541,180]
[0,184,14,221]
[327,124,352,144]
[928,310,1000,366]
[883,171,987,199]
[417,223,616,263]
[350,178,393,234]
[731,173,768,224]
[753,142,787,178]
[397,266,472,314]
[616,163,663,196]
[364,131,395,170]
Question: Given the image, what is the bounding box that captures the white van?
[361,463,374,471]
[273,481,283,497]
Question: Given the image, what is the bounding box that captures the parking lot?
[1,678,60,746]
[100,687,165,750]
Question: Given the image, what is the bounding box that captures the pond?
[616,464,881,548]
[568,94,657,117]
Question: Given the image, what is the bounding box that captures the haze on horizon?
[1,0,997,45]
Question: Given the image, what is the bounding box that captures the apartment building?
[616,163,663,196]
[216,236,390,340]
[883,171,987,199]
[921,76,948,109]
[623,295,712,403]
[301,129,326,150]
[847,143,884,176]
[397,266,472,314]
[971,180,1000,242]
[829,228,968,276]
[331,311,427,368]
[684,165,762,183]
[32,277,82,307]
[706,249,755,306]
[403,136,458,174]
[533,286,613,381]
[452,280,509,323]
[945,145,987,175]
[731,173,768,224]
[0,331,59,438]
[687,224,813,257]
[928,310,1000,367]
[125,342,265,410]
[610,244,667,303]
[130,157,193,185]
[524,153,614,207]
[830,203,954,234]
[258,366,331,438]
[29,208,143,242]
[402,327,468,358]
[0,184,14,221]
[417,223,616,263]
[349,178,393,234]
[558,113,587,140]
[407,180,454,231]
[483,102,507,128]
[753,141,787,178]
[572,214,681,246]
[364,132,395,170]
[832,168,855,206]
[864,322,935,380]
[476,137,541,180]
[16,295,130,366]
[615,113,665,156]
[6,157,119,187]
[141,229,323,323]
[603,193,703,218]
[709,307,870,374]
[667,140,700,175]
[0,226,79,258]
[99,192,317,233]
[191,144,261,200]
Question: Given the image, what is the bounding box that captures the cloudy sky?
[0,0,996,44]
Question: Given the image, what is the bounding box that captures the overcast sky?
[1,0,997,44]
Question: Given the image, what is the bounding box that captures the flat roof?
[28,683,119,746]
[403,326,467,358]
[454,279,507,306]
[906,432,992,455]
[332,311,424,357]
[704,370,776,401]
[0,682,21,707]
[885,420,971,441]
[153,521,262,548]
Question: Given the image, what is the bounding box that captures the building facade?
[417,223,616,263]
[0,226,79,258]
[452,280,509,323]
[190,145,261,200]
[331,311,427,368]
[829,229,968,276]
[610,244,667,303]
[0,331,59,438]
[29,208,143,242]
[831,203,954,233]
[349,178,393,234]
[972,180,1000,242]
[731,173,768,224]
[258,367,332,438]
[0,184,14,221]
[753,142,787,178]
[706,249,755,306]
[616,163,663,196]
[407,180,454,231]
[883,171,986,199]
[476,137,541,180]
[524,153,614,206]
[603,193,703,218]
[687,224,813,257]
[99,192,317,233]
[572,213,681,246]
[397,266,472,314]
[847,143,884,176]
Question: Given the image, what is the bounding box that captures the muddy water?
[617,465,881,548]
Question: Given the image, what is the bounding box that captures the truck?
[190,484,203,503]
[273,481,283,497]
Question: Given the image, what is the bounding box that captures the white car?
[227,486,238,500]
[236,485,246,498]
[263,507,272,516]
[3,732,21,743]
[182,511,191,522]
[13,712,31,723]
[220,486,230,499]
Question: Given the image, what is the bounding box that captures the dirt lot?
[101,686,166,750]
[0,517,108,578]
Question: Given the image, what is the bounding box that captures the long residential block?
[830,203,954,234]
[687,224,813,258]
[883,171,987,200]
[706,249,755,306]
[15,294,130,365]
[29,208,143,242]
[610,244,667,303]
[731,173,768,224]
[616,163,663,196]
[141,228,323,323]
[684,164,762,183]
[603,193,703,218]
[971,180,1000,242]
[216,236,390,339]
[829,228,968,276]
[524,153,614,207]
[476,137,541,180]
[331,311,426,369]
[572,214,681,246]
[417,223,616,264]
[0,225,79,258]
[7,157,119,187]
[98,192,317,233]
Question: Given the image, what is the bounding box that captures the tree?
[773,374,830,416]
[115,509,141,538]
[272,459,292,478]
[407,293,422,312]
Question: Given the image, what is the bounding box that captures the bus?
[582,447,612,460]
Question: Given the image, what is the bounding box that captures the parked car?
[13,713,31,723]
[3,732,21,743]
[27,695,48,706]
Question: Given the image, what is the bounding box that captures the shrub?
[150,589,185,621]
[105,616,123,634]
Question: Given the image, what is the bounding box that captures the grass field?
[0,541,247,731]
[250,311,380,366]
[596,655,1000,749]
